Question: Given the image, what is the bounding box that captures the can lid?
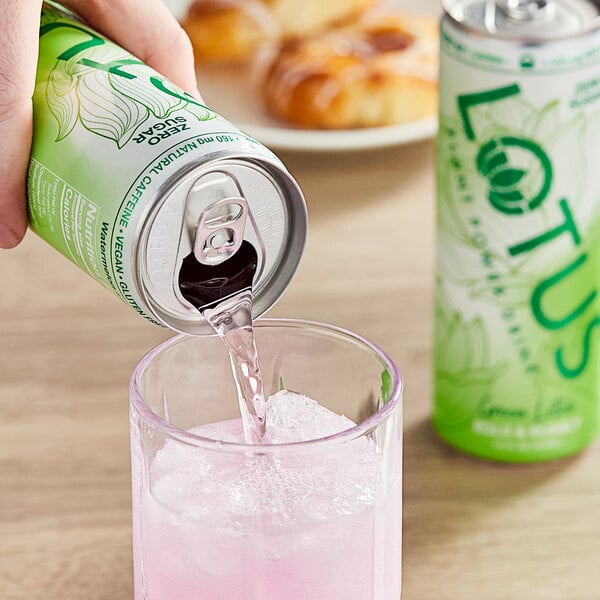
[443,0,600,40]
[136,156,307,335]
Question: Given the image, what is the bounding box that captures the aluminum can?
[434,0,600,461]
[29,3,307,335]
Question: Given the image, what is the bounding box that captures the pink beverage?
[130,322,403,600]
[133,395,399,599]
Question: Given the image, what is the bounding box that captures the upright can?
[434,0,600,461]
[29,3,307,335]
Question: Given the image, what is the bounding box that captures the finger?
[63,0,201,99]
[0,0,42,248]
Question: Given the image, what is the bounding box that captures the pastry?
[182,0,375,63]
[261,7,438,128]
[182,0,278,62]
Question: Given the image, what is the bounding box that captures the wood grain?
[1,140,599,599]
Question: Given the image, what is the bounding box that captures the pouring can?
[29,2,307,335]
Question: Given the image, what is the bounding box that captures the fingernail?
[0,223,22,249]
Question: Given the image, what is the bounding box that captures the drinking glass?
[130,318,403,599]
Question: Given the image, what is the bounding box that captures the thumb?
[64,0,201,99]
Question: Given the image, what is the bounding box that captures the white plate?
[167,0,441,152]
[243,118,438,152]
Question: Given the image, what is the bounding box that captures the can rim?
[134,154,308,335]
[442,0,600,41]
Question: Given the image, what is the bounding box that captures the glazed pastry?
[182,0,278,63]
[268,0,375,36]
[262,7,438,128]
[182,0,375,63]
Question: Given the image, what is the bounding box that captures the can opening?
[180,179,261,311]
[138,157,307,335]
[178,239,258,310]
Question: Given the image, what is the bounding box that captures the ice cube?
[148,391,379,532]
[266,390,356,443]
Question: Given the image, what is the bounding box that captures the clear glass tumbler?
[130,319,403,600]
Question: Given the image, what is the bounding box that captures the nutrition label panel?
[29,159,102,281]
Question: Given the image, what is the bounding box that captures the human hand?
[0,0,199,248]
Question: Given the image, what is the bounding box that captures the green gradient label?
[434,19,600,461]
[28,4,272,322]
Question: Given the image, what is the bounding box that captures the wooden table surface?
[1,140,599,599]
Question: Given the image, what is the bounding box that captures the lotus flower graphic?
[435,292,507,427]
[45,45,215,148]
[476,136,553,215]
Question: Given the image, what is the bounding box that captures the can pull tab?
[496,0,553,21]
[193,197,249,266]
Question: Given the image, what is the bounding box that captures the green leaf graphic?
[489,189,525,214]
[77,69,149,148]
[483,151,508,175]
[435,290,507,427]
[40,4,63,27]
[525,100,561,145]
[46,61,78,141]
[44,39,216,146]
[490,168,526,188]
[110,66,186,118]
[184,105,215,123]
[381,369,392,405]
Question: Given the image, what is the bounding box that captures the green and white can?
[29,3,307,335]
[434,0,600,461]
